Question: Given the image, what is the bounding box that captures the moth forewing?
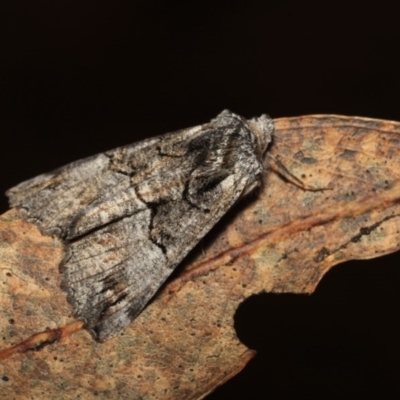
[6,110,274,341]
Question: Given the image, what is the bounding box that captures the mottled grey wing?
[6,125,204,239]
[7,110,269,341]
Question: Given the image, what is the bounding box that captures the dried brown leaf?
[1,115,400,399]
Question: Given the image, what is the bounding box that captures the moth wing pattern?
[7,110,273,341]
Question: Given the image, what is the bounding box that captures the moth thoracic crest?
[6,110,274,341]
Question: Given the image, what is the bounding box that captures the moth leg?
[267,153,332,191]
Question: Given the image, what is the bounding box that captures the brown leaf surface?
[2,115,400,399]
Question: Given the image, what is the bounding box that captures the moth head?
[247,113,274,158]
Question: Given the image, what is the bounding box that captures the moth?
[7,110,274,341]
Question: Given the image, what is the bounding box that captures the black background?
[1,1,400,399]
